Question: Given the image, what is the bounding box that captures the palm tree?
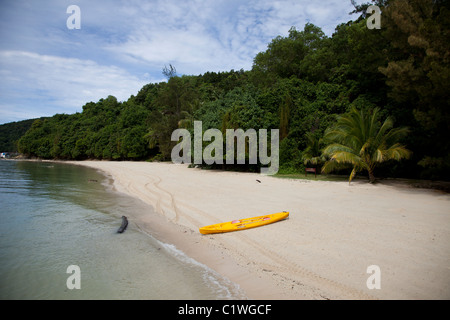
[321,107,411,183]
[302,133,326,167]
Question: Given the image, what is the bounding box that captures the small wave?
[136,225,247,300]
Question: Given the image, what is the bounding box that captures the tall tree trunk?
[368,167,376,183]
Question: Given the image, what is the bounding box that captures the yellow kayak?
[199,211,289,234]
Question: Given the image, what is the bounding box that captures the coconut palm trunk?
[368,167,376,183]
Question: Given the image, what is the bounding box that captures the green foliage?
[379,0,450,174]
[0,118,37,152]
[302,133,327,167]
[14,2,449,180]
[251,24,328,85]
[18,95,152,160]
[322,107,412,183]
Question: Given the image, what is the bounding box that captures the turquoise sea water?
[0,160,245,300]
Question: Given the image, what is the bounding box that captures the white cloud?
[106,0,248,74]
[0,50,148,123]
[106,0,356,74]
[0,0,361,124]
[0,105,45,122]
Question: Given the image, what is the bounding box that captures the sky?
[0,0,364,124]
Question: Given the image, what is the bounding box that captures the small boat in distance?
[199,211,289,235]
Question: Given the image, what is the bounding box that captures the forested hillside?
[0,119,38,152]
[16,0,450,180]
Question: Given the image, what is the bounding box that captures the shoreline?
[55,160,450,299]
[66,160,293,299]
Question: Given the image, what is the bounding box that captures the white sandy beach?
[68,160,450,300]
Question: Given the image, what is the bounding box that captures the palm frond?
[322,158,349,174]
[322,143,355,157]
[349,166,360,183]
[382,126,410,147]
[321,106,411,183]
[375,116,394,145]
[331,151,364,168]
[380,145,412,161]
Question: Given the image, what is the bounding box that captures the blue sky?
[0,0,363,124]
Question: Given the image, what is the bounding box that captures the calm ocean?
[0,160,245,300]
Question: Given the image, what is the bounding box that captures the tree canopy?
[322,107,411,183]
[11,0,449,181]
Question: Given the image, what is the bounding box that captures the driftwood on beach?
[117,216,128,233]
